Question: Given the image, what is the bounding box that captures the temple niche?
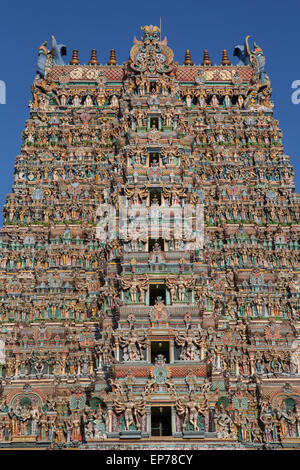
[0,26,298,450]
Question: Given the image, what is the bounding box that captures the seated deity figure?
[73,94,81,107]
[211,94,219,107]
[110,94,119,108]
[186,94,192,108]
[60,94,67,106]
[84,95,94,107]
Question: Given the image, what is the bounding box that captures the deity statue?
[176,392,207,432]
[114,393,146,431]
[175,327,202,361]
[121,275,148,303]
[215,404,236,439]
[117,329,147,361]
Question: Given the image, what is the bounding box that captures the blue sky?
[0,0,299,223]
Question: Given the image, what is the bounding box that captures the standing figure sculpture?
[117,329,147,361]
[175,327,202,361]
[114,393,146,431]
[176,393,207,432]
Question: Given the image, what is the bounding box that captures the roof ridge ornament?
[234,35,269,86]
[129,25,174,74]
[37,35,67,78]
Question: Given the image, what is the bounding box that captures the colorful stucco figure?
[37,35,66,77]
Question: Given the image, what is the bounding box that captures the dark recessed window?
[151,406,172,436]
[150,341,170,363]
[150,117,159,129]
[149,284,165,306]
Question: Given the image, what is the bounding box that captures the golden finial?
[69,49,80,65]
[201,49,212,66]
[89,49,99,65]
[221,49,231,66]
[107,49,117,65]
[184,49,194,66]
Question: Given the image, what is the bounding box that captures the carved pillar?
[170,338,175,364]
[170,405,176,436]
[146,405,151,435]
[115,337,120,362]
[249,349,255,375]
[209,407,216,433]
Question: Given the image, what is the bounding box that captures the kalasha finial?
[221,49,231,66]
[107,49,117,65]
[201,49,212,66]
[184,49,194,66]
[89,49,99,65]
[70,49,80,65]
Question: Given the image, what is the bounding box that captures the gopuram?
[0,26,298,450]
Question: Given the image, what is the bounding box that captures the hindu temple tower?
[0,26,299,450]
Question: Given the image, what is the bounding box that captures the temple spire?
[89,49,99,65]
[184,49,194,66]
[201,49,212,66]
[107,49,117,65]
[221,49,231,66]
[69,49,80,65]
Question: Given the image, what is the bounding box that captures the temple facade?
[0,26,299,449]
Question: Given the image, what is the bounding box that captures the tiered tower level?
[0,26,299,450]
